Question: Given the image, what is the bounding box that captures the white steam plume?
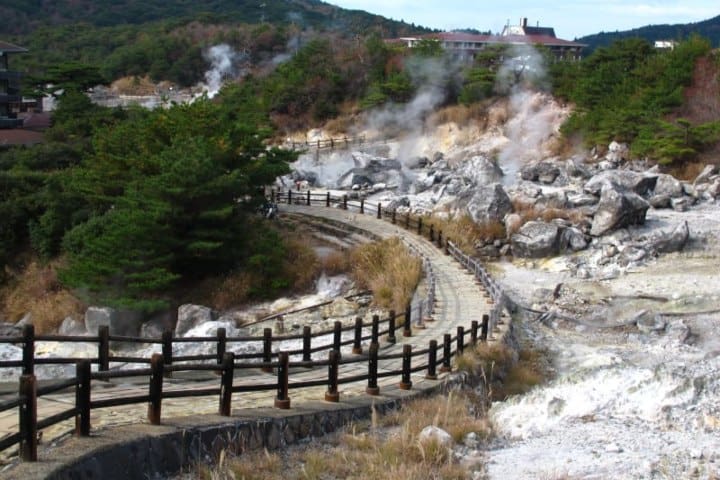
[495,44,567,181]
[200,44,244,99]
[363,56,462,167]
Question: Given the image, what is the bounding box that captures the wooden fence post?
[288,190,292,205]
[403,304,412,338]
[219,352,234,417]
[387,310,397,344]
[376,203,382,219]
[399,345,412,390]
[366,343,380,396]
[333,321,342,358]
[457,326,465,355]
[274,352,291,409]
[325,350,340,402]
[262,328,273,373]
[352,317,363,354]
[216,327,226,366]
[306,190,311,206]
[360,199,364,214]
[371,314,379,346]
[440,334,452,373]
[326,191,330,207]
[426,340,438,380]
[392,210,396,225]
[75,359,91,437]
[98,325,110,372]
[302,326,312,362]
[481,314,489,342]
[161,330,173,378]
[148,353,164,425]
[22,324,34,376]
[471,320,479,346]
[19,374,37,461]
[343,195,348,210]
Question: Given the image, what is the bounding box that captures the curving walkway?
[0,202,500,474]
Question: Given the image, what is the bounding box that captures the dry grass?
[202,392,492,480]
[511,198,587,231]
[209,271,257,310]
[110,75,158,95]
[426,214,505,255]
[208,226,322,310]
[281,236,321,292]
[427,102,489,127]
[498,347,548,398]
[0,260,84,333]
[667,161,708,182]
[458,342,551,402]
[349,238,422,312]
[319,250,351,276]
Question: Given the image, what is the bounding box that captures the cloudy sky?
[328,1,718,39]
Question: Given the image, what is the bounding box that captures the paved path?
[0,203,494,460]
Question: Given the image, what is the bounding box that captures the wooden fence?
[0,188,508,462]
[283,135,366,152]
[271,188,510,329]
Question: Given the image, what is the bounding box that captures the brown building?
[396,17,586,61]
[0,40,28,129]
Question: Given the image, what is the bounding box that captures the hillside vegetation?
[2,3,720,326]
[0,0,429,36]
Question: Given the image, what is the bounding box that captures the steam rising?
[200,44,245,98]
[363,56,462,168]
[495,45,566,181]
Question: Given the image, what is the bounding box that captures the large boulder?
[457,155,504,185]
[647,221,690,254]
[511,221,561,258]
[693,164,718,185]
[559,227,588,252]
[590,186,649,237]
[84,307,144,336]
[520,161,561,184]
[652,174,684,198]
[584,170,658,197]
[175,304,216,337]
[457,183,513,225]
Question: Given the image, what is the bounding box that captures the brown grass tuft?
[511,198,586,228]
[350,238,422,312]
[212,391,491,479]
[320,250,351,276]
[427,102,489,127]
[1,260,84,333]
[426,214,505,255]
[667,161,708,182]
[209,271,257,310]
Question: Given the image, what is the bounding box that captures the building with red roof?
[396,17,586,61]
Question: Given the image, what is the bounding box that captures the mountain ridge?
[577,14,720,51]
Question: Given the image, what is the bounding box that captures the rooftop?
[0,40,28,54]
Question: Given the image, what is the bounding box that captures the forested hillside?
[0,0,429,36]
[2,2,720,328]
[578,14,720,52]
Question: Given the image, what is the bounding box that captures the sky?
[328,1,719,40]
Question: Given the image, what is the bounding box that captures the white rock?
[418,425,454,448]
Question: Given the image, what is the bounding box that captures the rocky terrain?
[279,92,720,478]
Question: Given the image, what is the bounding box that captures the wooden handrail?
[0,187,509,462]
